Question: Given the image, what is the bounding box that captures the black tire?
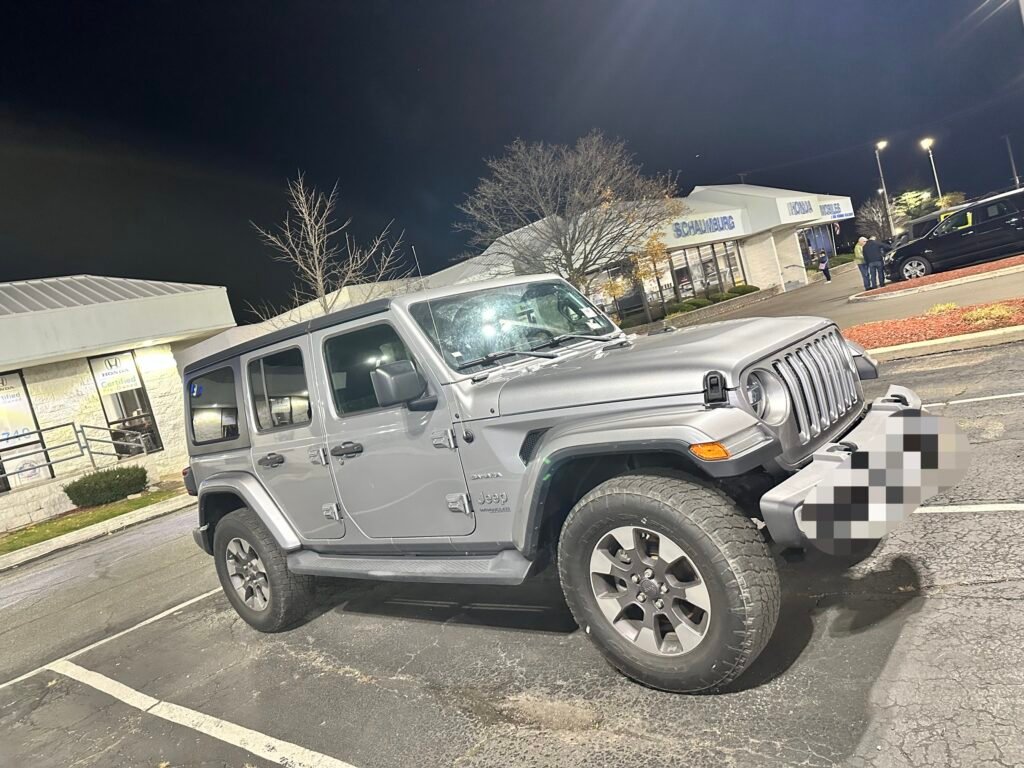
[898,256,932,281]
[558,472,780,693]
[213,507,314,633]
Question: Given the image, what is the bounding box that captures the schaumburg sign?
[671,215,737,238]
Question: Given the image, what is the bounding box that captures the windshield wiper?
[456,348,557,370]
[535,331,626,349]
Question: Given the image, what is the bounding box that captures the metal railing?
[0,422,154,486]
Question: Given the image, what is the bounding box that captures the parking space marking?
[46,660,356,768]
[915,503,1024,514]
[924,391,1024,408]
[0,587,221,692]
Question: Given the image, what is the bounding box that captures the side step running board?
[286,549,534,586]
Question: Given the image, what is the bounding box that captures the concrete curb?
[0,493,195,573]
[867,324,1024,361]
[848,263,1024,303]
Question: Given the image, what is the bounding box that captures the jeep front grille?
[771,329,860,444]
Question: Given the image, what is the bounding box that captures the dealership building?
[0,275,234,532]
[428,184,854,302]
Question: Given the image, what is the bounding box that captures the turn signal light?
[689,442,731,461]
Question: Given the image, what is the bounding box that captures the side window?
[935,209,971,235]
[189,367,239,444]
[247,348,312,430]
[977,201,1013,223]
[324,325,413,415]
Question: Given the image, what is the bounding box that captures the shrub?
[926,302,958,315]
[708,292,733,303]
[618,315,648,329]
[963,304,1015,327]
[64,466,148,508]
[686,298,714,309]
[728,284,760,296]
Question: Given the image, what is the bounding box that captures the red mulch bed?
[844,298,1024,349]
[859,253,1024,296]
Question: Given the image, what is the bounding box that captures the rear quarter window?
[189,367,240,444]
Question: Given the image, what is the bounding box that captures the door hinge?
[445,493,472,516]
[309,446,329,466]
[322,502,342,521]
[431,428,457,450]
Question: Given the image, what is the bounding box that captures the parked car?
[183,274,964,693]
[887,189,1024,281]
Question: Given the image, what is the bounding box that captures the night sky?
[2,1,1023,321]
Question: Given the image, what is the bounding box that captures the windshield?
[409,280,617,371]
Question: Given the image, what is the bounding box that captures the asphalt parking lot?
[2,342,1024,768]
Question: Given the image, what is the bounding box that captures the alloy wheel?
[901,259,928,280]
[589,526,711,656]
[225,537,271,611]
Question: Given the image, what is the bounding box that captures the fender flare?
[197,472,302,553]
[513,405,776,557]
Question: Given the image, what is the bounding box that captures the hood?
[486,315,832,417]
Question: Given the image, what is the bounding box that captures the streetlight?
[920,137,943,199]
[874,140,895,238]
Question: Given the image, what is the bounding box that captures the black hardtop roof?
[183,298,391,376]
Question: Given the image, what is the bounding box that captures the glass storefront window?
[669,240,744,298]
[88,352,163,456]
[0,370,52,492]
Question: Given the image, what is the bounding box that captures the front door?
[243,339,345,540]
[927,208,975,270]
[311,318,475,541]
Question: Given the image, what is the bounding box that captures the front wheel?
[558,473,780,693]
[213,507,314,632]
[899,256,932,280]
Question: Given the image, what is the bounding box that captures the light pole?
[874,140,895,239]
[1004,135,1021,188]
[920,137,943,199]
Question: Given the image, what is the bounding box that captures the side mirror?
[370,360,434,410]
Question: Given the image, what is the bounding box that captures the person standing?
[863,236,891,289]
[818,250,832,283]
[854,236,869,290]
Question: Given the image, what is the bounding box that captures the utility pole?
[738,173,747,184]
[1004,135,1021,188]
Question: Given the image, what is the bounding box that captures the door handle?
[330,441,364,458]
[960,230,975,236]
[257,452,285,469]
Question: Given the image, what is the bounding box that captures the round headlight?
[745,370,788,425]
[746,375,767,418]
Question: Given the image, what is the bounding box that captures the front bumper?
[760,385,968,550]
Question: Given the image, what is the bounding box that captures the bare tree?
[249,172,411,324]
[455,131,679,290]
[855,194,891,239]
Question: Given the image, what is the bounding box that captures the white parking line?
[46,660,356,768]
[915,503,1024,514]
[0,587,221,692]
[924,391,1024,408]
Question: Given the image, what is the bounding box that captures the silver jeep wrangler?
[184,274,958,692]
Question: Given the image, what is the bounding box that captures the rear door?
[310,316,476,543]
[969,199,1023,260]
[243,338,345,540]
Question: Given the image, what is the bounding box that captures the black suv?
[886,189,1024,281]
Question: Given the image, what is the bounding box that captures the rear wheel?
[558,472,780,693]
[213,507,314,632]
[900,256,932,280]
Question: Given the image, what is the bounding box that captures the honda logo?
[105,357,121,371]
[0,376,6,388]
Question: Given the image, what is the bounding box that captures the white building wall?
[738,231,783,289]
[2,342,190,533]
[772,229,811,291]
